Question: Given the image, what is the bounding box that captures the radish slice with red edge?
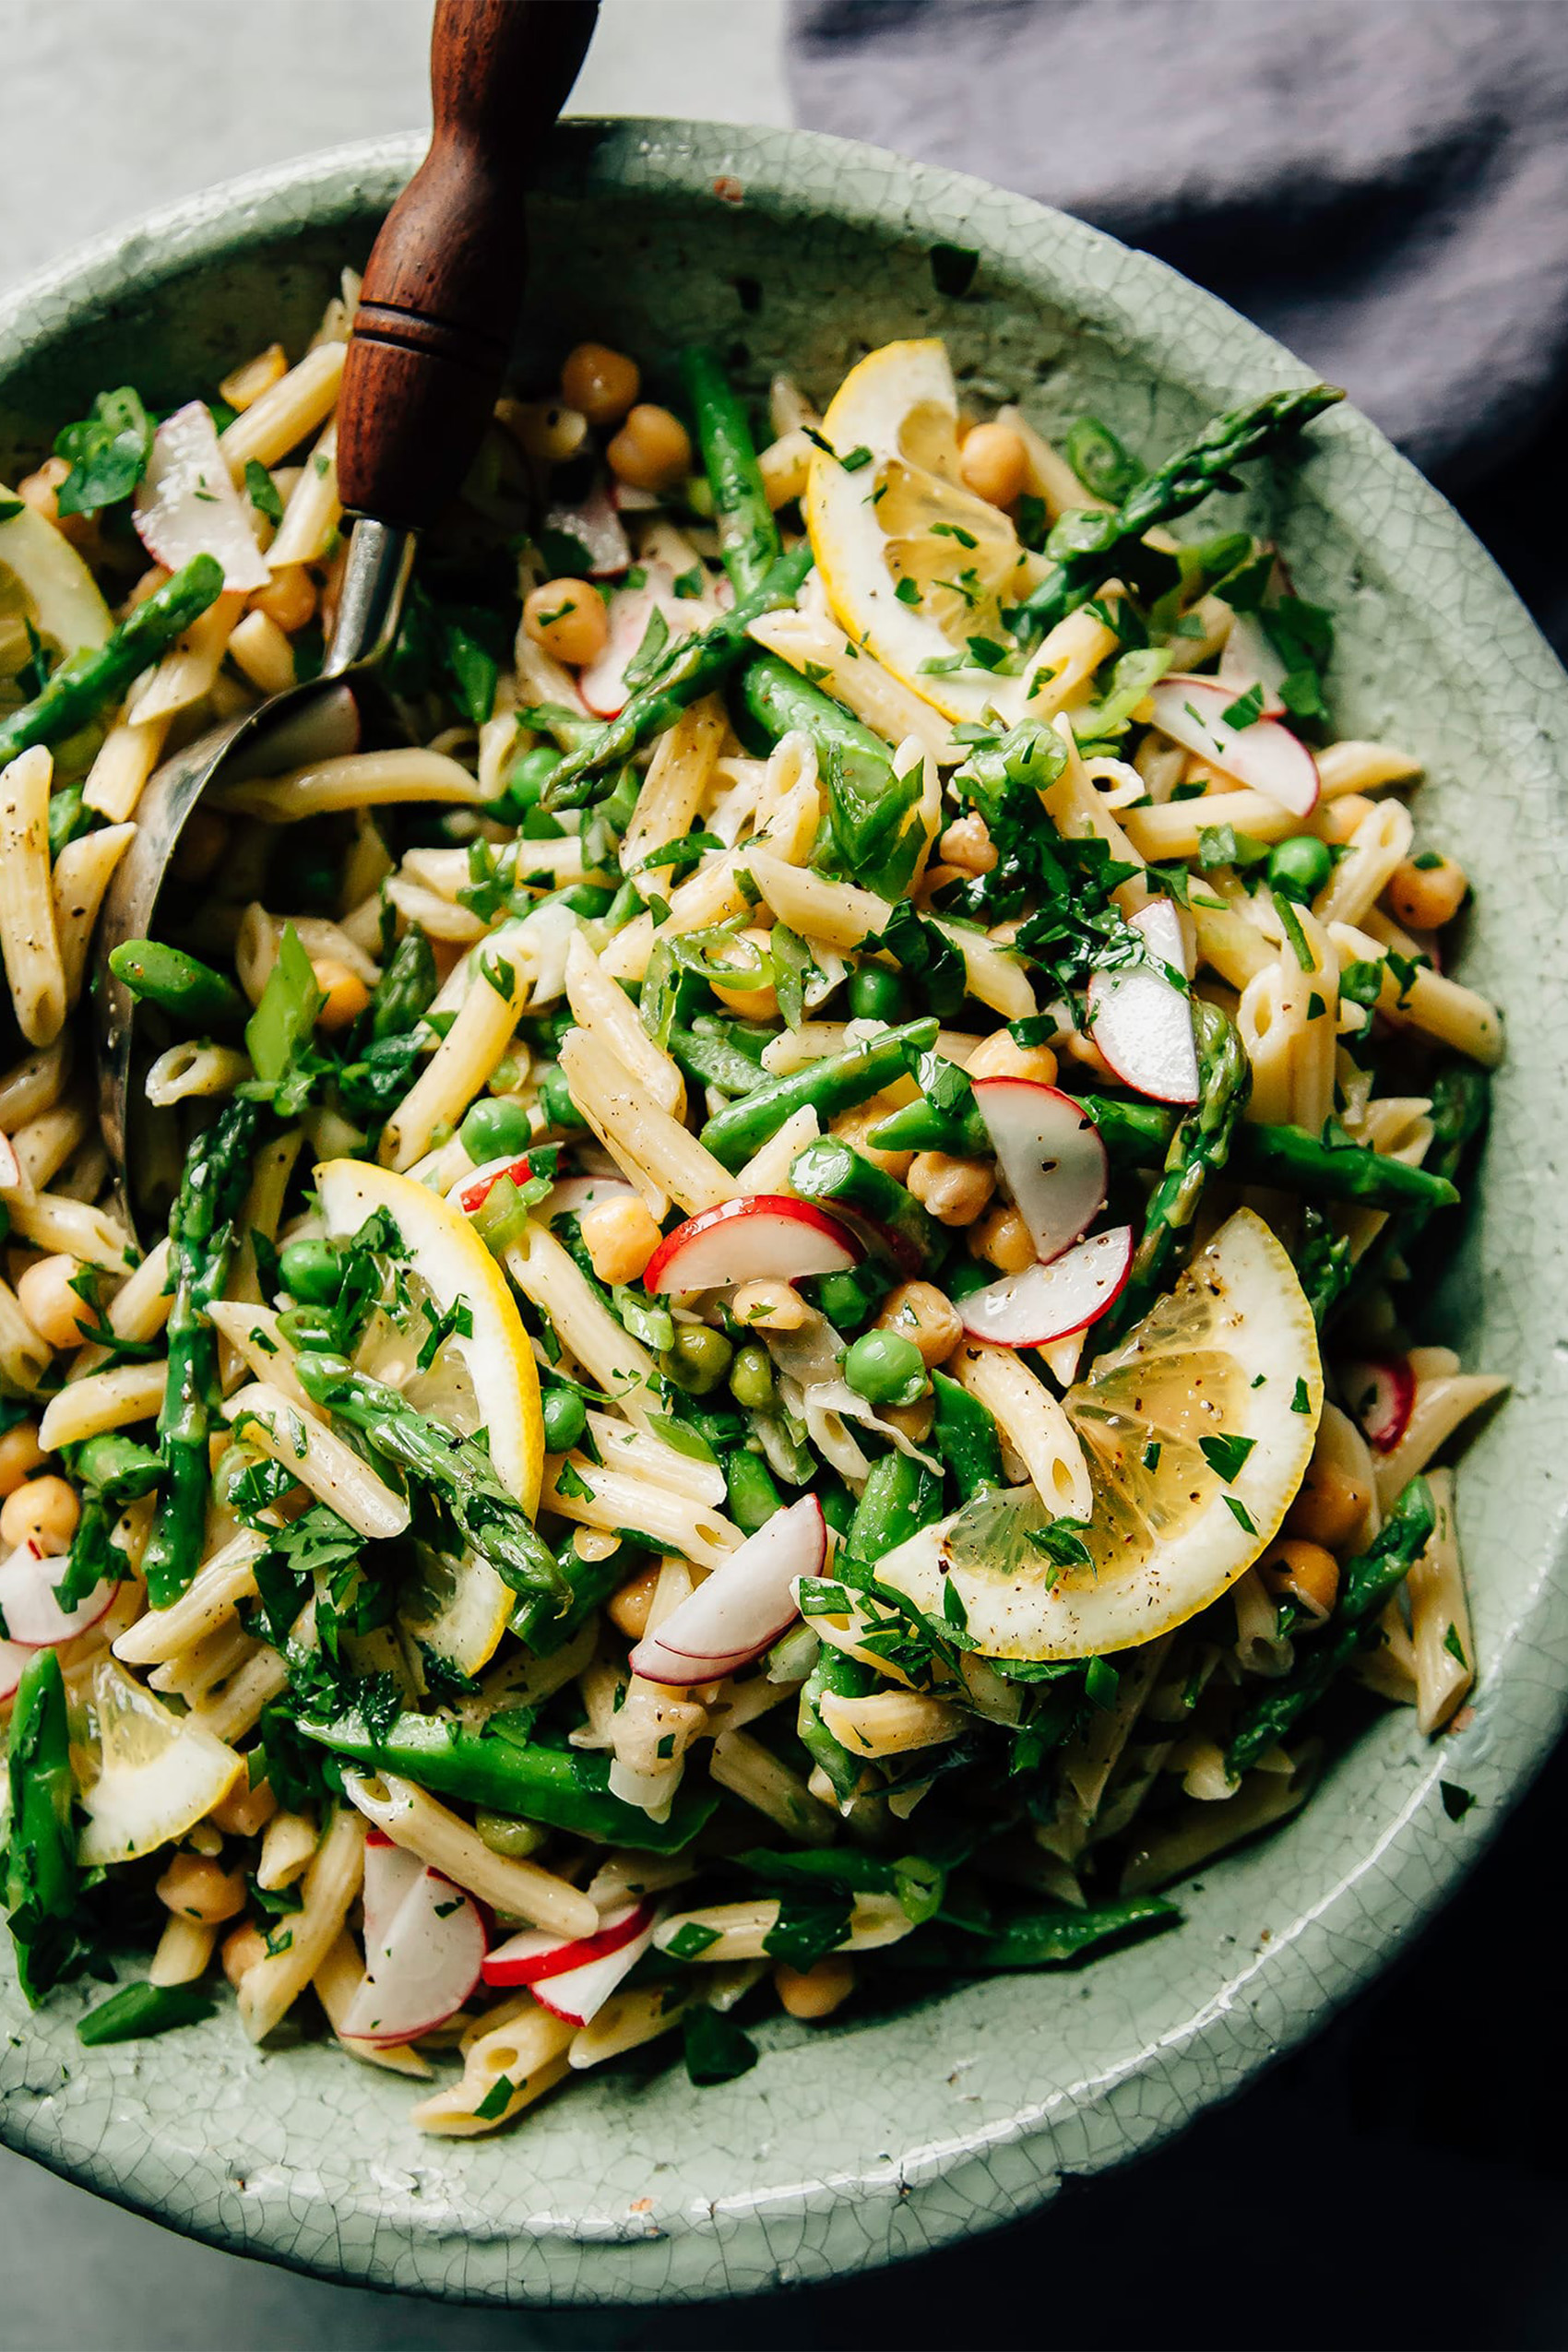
[1342,1357,1415,1454]
[339,1863,486,2046]
[579,564,692,719]
[973,1079,1109,1266]
[1087,897,1199,1105]
[361,1825,425,1952]
[644,1195,860,1294]
[133,400,270,592]
[1146,675,1319,818]
[453,1154,535,1216]
[630,1495,826,1685]
[0,1543,116,1647]
[481,1898,656,1991]
[0,1635,29,1702]
[543,482,632,579]
[532,1907,662,2027]
[1217,610,1287,718]
[958,1225,1134,1348]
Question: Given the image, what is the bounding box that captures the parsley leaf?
[53,386,154,515]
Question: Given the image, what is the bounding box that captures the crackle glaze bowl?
[0,120,1564,2310]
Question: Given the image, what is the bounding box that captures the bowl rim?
[1,115,1565,2309]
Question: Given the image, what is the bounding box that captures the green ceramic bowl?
[1,121,1563,2309]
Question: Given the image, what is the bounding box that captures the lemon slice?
[806,339,1039,726]
[315,1159,544,1673]
[77,1659,244,1867]
[882,1208,1323,1659]
[0,491,113,664]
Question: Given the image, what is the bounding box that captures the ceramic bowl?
[1,121,1564,2309]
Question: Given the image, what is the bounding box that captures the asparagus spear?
[738,650,891,787]
[680,346,781,595]
[700,1016,939,1171]
[799,1645,876,1803]
[107,939,248,1030]
[1102,1000,1251,1344]
[367,923,437,1041]
[0,552,223,771]
[291,1354,567,1609]
[788,1135,940,1271]
[4,1649,77,2006]
[1014,386,1343,647]
[931,1368,1005,1500]
[1226,1476,1436,1778]
[142,1098,262,1607]
[543,541,814,807]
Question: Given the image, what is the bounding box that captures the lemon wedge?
[315,1159,544,1673]
[806,338,1039,726]
[882,1208,1323,1659]
[77,1658,244,1867]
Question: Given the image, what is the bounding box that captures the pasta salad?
[0,278,1503,2129]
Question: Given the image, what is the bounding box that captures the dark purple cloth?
[787,0,1568,647]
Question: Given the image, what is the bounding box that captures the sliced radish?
[361,1824,425,1951]
[0,1636,29,1703]
[482,1898,655,1991]
[339,1863,486,2046]
[973,1079,1109,1266]
[579,564,693,719]
[1217,609,1288,717]
[533,1908,661,2026]
[631,1494,826,1684]
[644,1195,860,1295]
[0,1131,20,1190]
[0,1543,116,1647]
[958,1225,1134,1348]
[133,400,270,591]
[1088,898,1198,1106]
[1342,1357,1415,1454]
[544,482,632,578]
[454,1154,535,1216]
[1146,675,1319,818]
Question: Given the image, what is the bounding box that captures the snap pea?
[4,1649,77,2006]
[368,923,437,1042]
[737,650,892,785]
[668,1022,768,1099]
[798,1644,876,1803]
[0,552,223,772]
[510,1531,643,1652]
[789,1135,940,1271]
[543,542,814,807]
[299,1711,720,1851]
[106,940,247,1031]
[930,1369,1004,1501]
[700,1016,939,1171]
[726,1446,784,1532]
[77,1980,214,2045]
[680,346,781,595]
[845,1452,944,1565]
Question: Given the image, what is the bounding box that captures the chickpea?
[828,1105,912,1182]
[249,563,317,635]
[208,1776,278,1837]
[907,1150,995,1226]
[18,454,98,548]
[731,1279,809,1332]
[1258,1538,1340,1622]
[958,422,1029,510]
[0,1420,47,1498]
[1386,853,1467,931]
[607,403,693,493]
[1,1474,79,1553]
[938,813,997,874]
[608,1562,660,1640]
[1318,793,1373,847]
[17,1253,95,1351]
[499,397,588,465]
[875,1280,963,1368]
[581,1194,662,1286]
[966,1031,1059,1087]
[523,576,611,669]
[969,1204,1036,1273]
[155,1850,247,1925]
[882,1394,936,1444]
[311,957,370,1033]
[775,1954,856,2021]
[708,927,778,1019]
[1288,1448,1372,1550]
[561,340,641,428]
[170,806,229,885]
[221,1920,267,1988]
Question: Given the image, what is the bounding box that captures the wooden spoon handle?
[337,0,597,529]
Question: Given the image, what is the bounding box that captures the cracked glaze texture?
[0,121,1564,2308]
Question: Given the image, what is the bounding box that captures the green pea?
[663,1325,733,1396]
[805,1265,885,1333]
[540,1384,588,1453]
[728,1342,776,1413]
[491,744,563,823]
[1266,834,1333,904]
[278,1236,340,1305]
[537,1068,586,1131]
[848,964,909,1023]
[460,1096,534,1162]
[843,1327,927,1407]
[276,1303,338,1349]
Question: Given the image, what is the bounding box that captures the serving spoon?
[93,0,599,1237]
